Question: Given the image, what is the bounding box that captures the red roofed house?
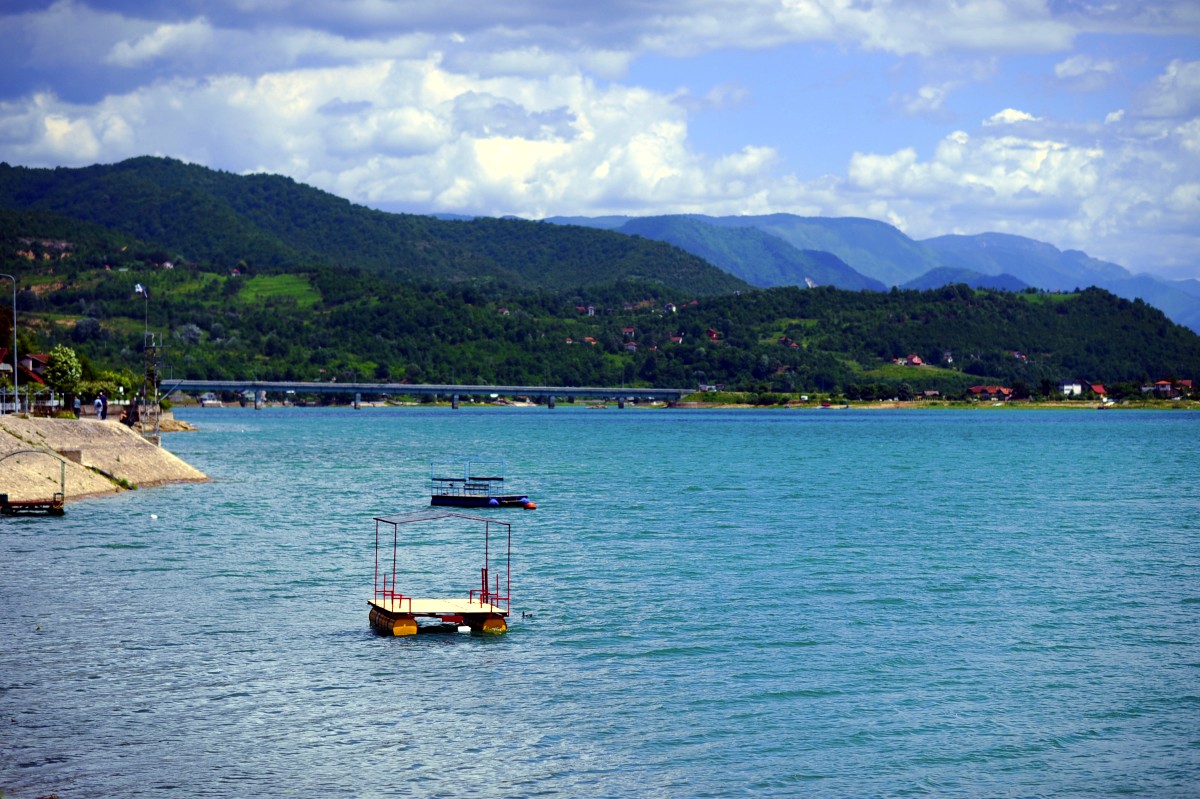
[17,352,47,384]
[968,385,1013,402]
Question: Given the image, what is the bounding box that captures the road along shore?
[0,415,208,504]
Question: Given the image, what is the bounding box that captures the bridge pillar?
[255,389,265,410]
[618,397,625,409]
[547,395,556,409]
[354,392,361,410]
[451,394,459,410]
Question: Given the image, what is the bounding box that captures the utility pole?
[0,274,16,413]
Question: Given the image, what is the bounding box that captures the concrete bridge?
[161,379,690,408]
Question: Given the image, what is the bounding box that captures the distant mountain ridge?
[902,267,1029,293]
[617,215,886,292]
[545,213,1200,332]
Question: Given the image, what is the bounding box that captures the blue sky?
[1,1,1198,280]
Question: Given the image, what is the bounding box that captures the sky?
[1,1,1198,281]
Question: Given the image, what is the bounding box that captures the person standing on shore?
[99,391,108,420]
[94,394,102,418]
[73,395,81,418]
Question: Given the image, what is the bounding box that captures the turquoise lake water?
[1,407,1198,797]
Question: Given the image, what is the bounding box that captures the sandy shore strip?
[0,415,208,504]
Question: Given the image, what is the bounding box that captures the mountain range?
[1,157,1197,393]
[546,214,1200,332]
[2,157,1195,333]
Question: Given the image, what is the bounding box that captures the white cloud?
[1177,118,1200,153]
[1136,59,1200,118]
[983,108,1041,126]
[1054,53,1119,91]
[896,81,963,119]
[1054,53,1116,79]
[106,18,215,67]
[835,117,1200,275]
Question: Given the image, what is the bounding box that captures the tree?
[44,344,83,403]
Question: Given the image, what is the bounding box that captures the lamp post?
[0,274,15,414]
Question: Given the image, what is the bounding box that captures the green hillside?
[0,158,749,296]
[4,252,1198,398]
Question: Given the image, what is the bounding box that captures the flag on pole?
[135,283,149,298]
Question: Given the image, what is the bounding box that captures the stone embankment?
[0,414,207,503]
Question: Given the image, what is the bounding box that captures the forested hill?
[1,157,1198,398]
[0,158,749,296]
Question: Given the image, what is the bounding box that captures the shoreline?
[171,397,1200,411]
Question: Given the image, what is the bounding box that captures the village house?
[1137,379,1196,398]
[968,385,1014,402]
[18,353,48,383]
[0,348,44,386]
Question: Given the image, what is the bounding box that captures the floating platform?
[0,492,65,516]
[368,596,507,635]
[370,510,512,636]
[429,460,535,509]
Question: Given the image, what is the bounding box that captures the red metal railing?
[469,566,510,612]
[373,511,511,616]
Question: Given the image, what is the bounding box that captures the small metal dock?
[0,493,65,516]
[368,510,512,636]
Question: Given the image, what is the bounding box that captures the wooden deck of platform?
[368,596,507,616]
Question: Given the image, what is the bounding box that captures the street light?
[0,274,15,414]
